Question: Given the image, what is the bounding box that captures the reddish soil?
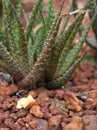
[0,61,97,130]
[0,1,97,130]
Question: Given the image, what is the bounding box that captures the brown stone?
[49,107,68,117]
[80,61,95,72]
[48,90,56,98]
[0,111,9,121]
[83,115,97,130]
[63,116,84,130]
[90,79,97,90]
[55,90,65,99]
[28,117,37,129]
[72,85,89,92]
[88,90,97,99]
[61,117,71,128]
[69,110,83,117]
[17,118,25,127]
[49,115,62,128]
[37,92,49,102]
[0,84,18,95]
[44,111,52,120]
[64,92,82,112]
[83,98,97,110]
[4,118,15,129]
[35,87,49,95]
[37,119,49,130]
[28,90,38,98]
[0,128,10,130]
[0,81,9,87]
[83,110,96,115]
[51,98,68,113]
[24,113,33,121]
[10,113,18,120]
[12,122,21,130]
[30,105,44,118]
[39,98,51,109]
[16,109,28,118]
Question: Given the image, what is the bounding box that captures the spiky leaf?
[47,0,55,29]
[0,42,24,80]
[57,13,96,76]
[58,0,73,36]
[46,53,85,89]
[2,0,15,54]
[16,0,22,17]
[18,15,62,88]
[26,0,43,41]
[45,13,85,81]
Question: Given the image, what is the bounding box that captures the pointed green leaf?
[37,2,44,24]
[18,15,62,88]
[57,14,96,76]
[2,0,16,54]
[0,42,24,80]
[26,0,43,41]
[27,0,65,81]
[45,13,85,81]
[12,5,30,73]
[46,53,85,89]
[16,0,22,17]
[58,0,73,36]
[58,13,85,70]
[47,0,55,29]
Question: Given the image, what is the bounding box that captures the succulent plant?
[0,0,94,89]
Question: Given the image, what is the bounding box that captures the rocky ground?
[0,0,97,130]
[0,60,97,130]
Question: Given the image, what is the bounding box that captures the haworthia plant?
[0,0,94,89]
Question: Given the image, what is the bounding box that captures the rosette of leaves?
[0,0,94,89]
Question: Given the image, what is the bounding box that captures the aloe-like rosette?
[0,0,94,89]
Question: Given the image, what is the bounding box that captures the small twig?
[61,8,85,18]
